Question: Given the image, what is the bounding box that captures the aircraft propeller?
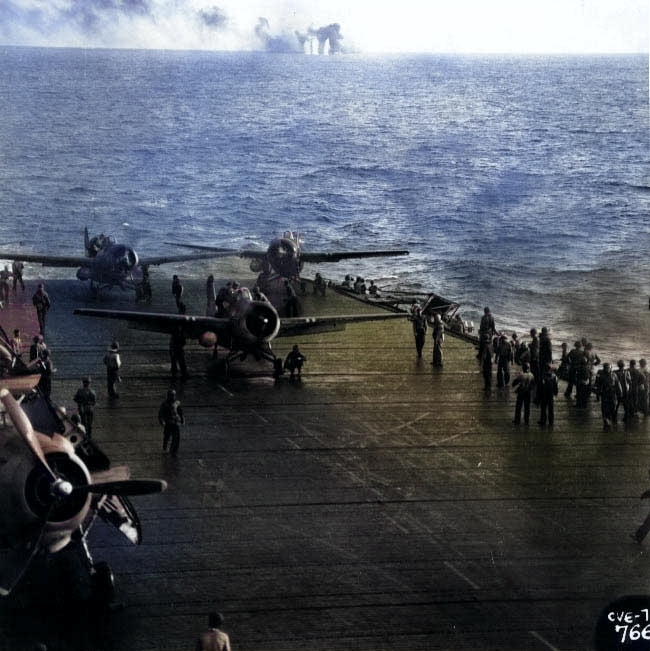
[0,389,166,500]
[0,389,166,595]
[71,478,167,497]
[0,389,59,484]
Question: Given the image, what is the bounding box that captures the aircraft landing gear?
[135,280,152,302]
[80,528,115,607]
[91,560,115,606]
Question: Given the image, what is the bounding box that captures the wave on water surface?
[0,49,648,361]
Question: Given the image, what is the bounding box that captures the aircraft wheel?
[91,561,115,605]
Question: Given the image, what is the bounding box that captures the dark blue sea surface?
[0,47,648,359]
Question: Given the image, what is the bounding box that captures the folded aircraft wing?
[299,250,409,263]
[278,312,406,337]
[0,253,89,267]
[73,308,230,338]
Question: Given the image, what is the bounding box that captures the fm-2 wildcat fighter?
[0,389,166,596]
[0,328,166,601]
[75,282,407,377]
[1,227,228,297]
[0,388,166,600]
[168,231,409,294]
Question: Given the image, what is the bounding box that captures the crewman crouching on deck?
[284,344,306,381]
[313,273,327,296]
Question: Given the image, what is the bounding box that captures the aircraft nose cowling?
[113,245,139,271]
[267,237,300,277]
[243,302,280,342]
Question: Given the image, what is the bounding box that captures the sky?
[0,0,647,54]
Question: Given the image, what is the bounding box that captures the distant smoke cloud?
[198,6,227,30]
[311,23,343,55]
[64,0,151,34]
[0,0,344,52]
[254,16,303,53]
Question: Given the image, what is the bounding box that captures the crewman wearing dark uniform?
[478,307,496,360]
[431,313,444,367]
[37,348,53,398]
[284,280,299,317]
[171,274,183,308]
[594,362,620,426]
[159,389,185,457]
[564,341,584,399]
[11,260,24,293]
[32,283,51,334]
[284,344,306,380]
[539,327,553,374]
[495,334,513,387]
[73,377,97,437]
[409,306,427,359]
[615,359,632,421]
[538,363,558,427]
[313,273,327,296]
[528,328,540,390]
[170,326,188,380]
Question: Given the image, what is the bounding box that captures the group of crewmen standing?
[477,307,650,428]
[408,304,445,367]
[410,302,650,430]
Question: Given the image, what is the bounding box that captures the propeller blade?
[0,389,56,482]
[90,466,131,484]
[74,479,167,497]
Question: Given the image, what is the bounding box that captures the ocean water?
[0,47,648,360]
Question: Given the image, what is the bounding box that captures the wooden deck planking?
[0,274,648,650]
